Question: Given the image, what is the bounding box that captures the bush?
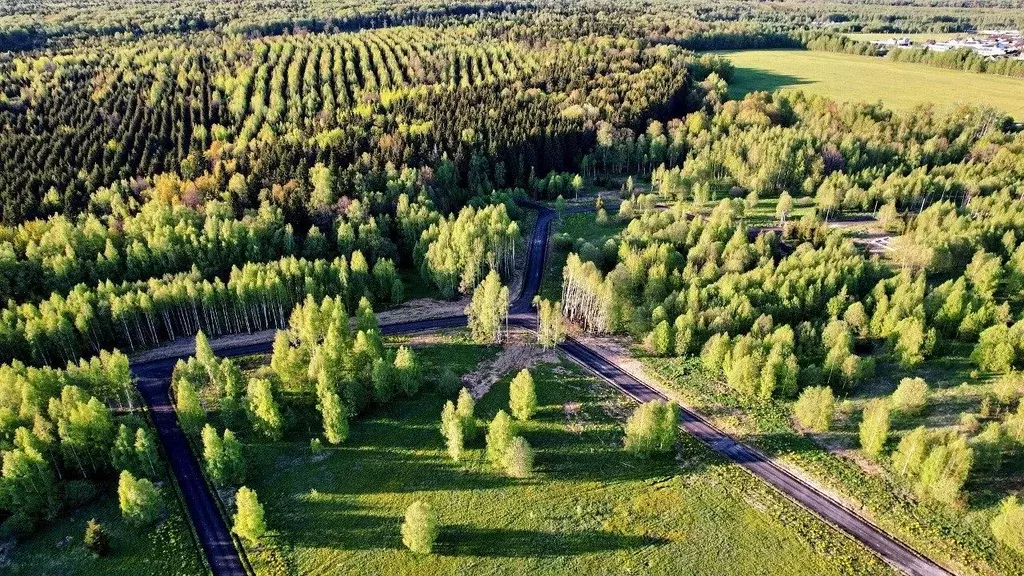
[793,386,835,432]
[623,400,678,457]
[991,496,1024,555]
[64,480,99,509]
[992,372,1023,406]
[118,471,163,527]
[84,519,110,557]
[502,437,534,478]
[437,368,462,397]
[401,501,438,554]
[891,377,929,417]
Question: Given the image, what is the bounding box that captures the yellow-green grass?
[719,49,1024,118]
[239,342,893,575]
[6,485,207,575]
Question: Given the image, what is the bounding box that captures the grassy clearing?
[719,49,1024,118]
[237,338,893,575]
[5,483,207,575]
[640,350,1024,576]
[540,212,625,301]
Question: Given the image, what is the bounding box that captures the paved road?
[130,203,952,576]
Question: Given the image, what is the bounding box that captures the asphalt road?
[129,202,953,576]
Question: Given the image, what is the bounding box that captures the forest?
[1,0,1024,575]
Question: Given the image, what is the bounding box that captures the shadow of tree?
[436,525,669,557]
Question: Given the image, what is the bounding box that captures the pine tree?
[84,519,110,557]
[233,487,266,545]
[401,500,438,554]
[509,369,537,421]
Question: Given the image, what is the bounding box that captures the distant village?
[870,30,1024,59]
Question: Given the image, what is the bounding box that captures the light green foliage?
[623,400,678,457]
[246,378,283,441]
[891,377,929,417]
[992,372,1023,406]
[991,496,1024,555]
[466,270,509,343]
[401,500,438,554]
[118,470,162,527]
[393,346,421,397]
[485,410,515,464]
[456,388,477,440]
[793,386,835,432]
[892,426,931,478]
[971,423,1005,472]
[859,399,890,458]
[915,434,972,506]
[233,486,267,545]
[537,299,565,348]
[203,424,245,487]
[440,400,464,461]
[174,377,205,436]
[502,436,535,478]
[509,369,537,421]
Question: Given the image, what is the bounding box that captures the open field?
[720,50,1024,117]
[4,485,207,575]
[237,338,892,575]
[641,350,1024,576]
[541,211,625,301]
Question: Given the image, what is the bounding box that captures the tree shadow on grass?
[276,508,403,551]
[728,67,813,98]
[436,525,669,558]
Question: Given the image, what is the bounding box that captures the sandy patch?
[461,330,558,399]
[375,296,469,325]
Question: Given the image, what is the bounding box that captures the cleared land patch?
[719,49,1024,118]
[236,338,893,575]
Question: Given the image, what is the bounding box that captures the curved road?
[130,202,952,576]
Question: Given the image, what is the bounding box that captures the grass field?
[719,50,1024,118]
[5,483,207,575]
[540,211,625,301]
[641,349,1024,576]
[237,337,893,575]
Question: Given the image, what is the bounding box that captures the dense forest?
[1,0,1024,572]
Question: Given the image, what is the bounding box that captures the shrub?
[84,519,110,557]
[992,372,1023,406]
[623,400,678,457]
[118,470,163,527]
[991,496,1024,555]
[438,368,462,397]
[891,377,929,417]
[793,386,835,432]
[502,437,534,478]
[401,501,438,554]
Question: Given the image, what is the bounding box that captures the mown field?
[719,50,1024,118]
[238,337,893,575]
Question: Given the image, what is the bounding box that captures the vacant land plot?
[238,338,892,575]
[842,32,963,43]
[720,50,1024,118]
